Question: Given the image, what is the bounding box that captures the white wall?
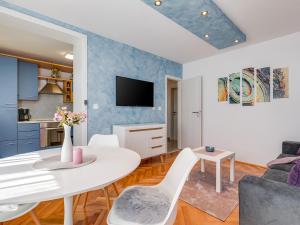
[183,32,300,165]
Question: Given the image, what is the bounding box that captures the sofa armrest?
[282,141,300,155]
[239,175,300,225]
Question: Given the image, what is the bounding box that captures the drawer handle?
[152,145,163,149]
[26,142,33,144]
[152,136,163,140]
[7,143,16,146]
[129,127,163,132]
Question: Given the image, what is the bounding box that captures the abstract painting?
[218,77,228,102]
[242,68,255,106]
[256,67,270,102]
[273,68,289,98]
[229,73,240,104]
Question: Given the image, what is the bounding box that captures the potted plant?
[54,107,87,162]
[51,68,60,78]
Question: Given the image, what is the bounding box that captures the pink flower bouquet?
[54,107,87,127]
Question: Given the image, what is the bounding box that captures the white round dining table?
[0,146,141,225]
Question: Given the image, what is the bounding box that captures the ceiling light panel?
[142,0,246,49]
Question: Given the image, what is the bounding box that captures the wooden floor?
[4,151,265,225]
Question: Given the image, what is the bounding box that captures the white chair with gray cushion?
[107,148,198,225]
[0,203,41,225]
[74,134,120,212]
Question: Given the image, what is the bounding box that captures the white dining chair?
[73,134,120,212]
[106,148,198,225]
[0,203,41,225]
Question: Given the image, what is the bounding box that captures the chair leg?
[29,211,41,225]
[73,194,81,214]
[160,154,165,163]
[103,187,111,210]
[82,192,89,207]
[112,183,119,196]
[94,211,106,225]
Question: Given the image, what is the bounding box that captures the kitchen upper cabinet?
[18,60,38,100]
[0,56,17,107]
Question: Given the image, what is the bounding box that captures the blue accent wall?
[0,1,182,138]
[142,0,246,49]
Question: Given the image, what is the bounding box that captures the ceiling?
[4,0,300,64]
[0,14,73,65]
[142,0,246,49]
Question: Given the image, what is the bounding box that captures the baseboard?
[236,160,267,169]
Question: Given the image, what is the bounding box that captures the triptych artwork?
[218,67,289,105]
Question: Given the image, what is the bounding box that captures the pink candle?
[73,148,83,164]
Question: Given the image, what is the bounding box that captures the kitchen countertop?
[18,119,56,124]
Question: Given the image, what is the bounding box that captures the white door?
[181,77,202,149]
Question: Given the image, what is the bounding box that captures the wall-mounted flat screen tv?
[116,76,154,107]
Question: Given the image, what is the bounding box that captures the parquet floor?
[4,151,265,225]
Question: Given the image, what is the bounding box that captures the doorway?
[167,78,179,152]
[0,6,88,145]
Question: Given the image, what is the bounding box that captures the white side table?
[193,147,235,193]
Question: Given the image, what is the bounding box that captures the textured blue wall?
[0,1,182,137]
[143,0,246,49]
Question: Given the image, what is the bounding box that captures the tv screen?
[116,76,154,107]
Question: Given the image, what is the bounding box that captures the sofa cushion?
[288,162,300,187]
[268,154,296,172]
[262,169,289,183]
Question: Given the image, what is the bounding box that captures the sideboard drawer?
[149,135,165,147]
[18,138,40,154]
[148,144,165,158]
[0,140,18,158]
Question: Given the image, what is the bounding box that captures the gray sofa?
[239,141,300,225]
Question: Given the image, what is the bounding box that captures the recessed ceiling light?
[204,34,209,39]
[154,0,161,6]
[234,39,239,43]
[65,53,74,60]
[201,11,208,16]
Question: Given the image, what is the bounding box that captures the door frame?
[165,75,182,150]
[0,6,88,145]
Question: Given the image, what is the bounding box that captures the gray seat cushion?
[109,186,171,225]
[262,169,289,183]
[268,154,296,172]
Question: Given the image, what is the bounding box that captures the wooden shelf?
[38,76,71,82]
[0,52,73,73]
[63,80,73,103]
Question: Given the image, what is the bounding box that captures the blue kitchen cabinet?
[0,56,18,158]
[0,56,17,107]
[0,140,18,158]
[18,123,40,153]
[0,107,18,142]
[18,139,40,154]
[18,60,38,100]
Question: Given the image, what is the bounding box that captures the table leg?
[216,161,222,193]
[230,155,235,183]
[200,159,205,173]
[64,196,73,225]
